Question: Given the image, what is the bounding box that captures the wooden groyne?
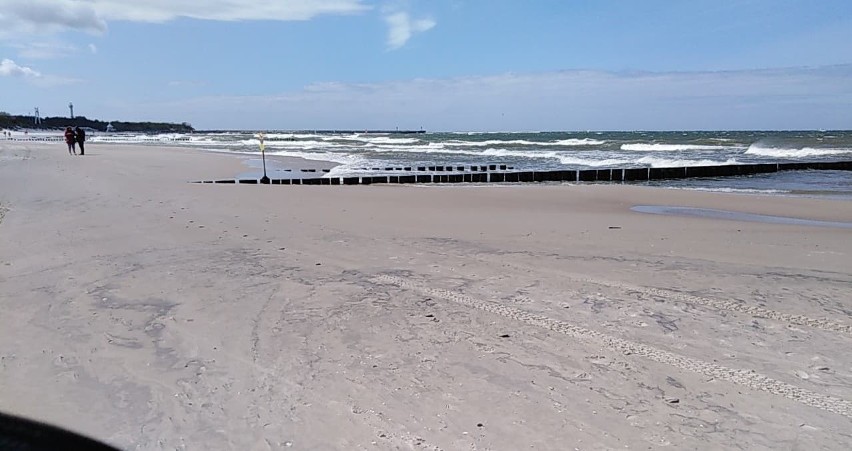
[195,160,852,185]
[4,137,65,142]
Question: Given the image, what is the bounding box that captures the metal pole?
[258,132,270,184]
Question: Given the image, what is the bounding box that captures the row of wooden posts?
[196,160,852,185]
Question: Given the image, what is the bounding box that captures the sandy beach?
[1,140,851,450]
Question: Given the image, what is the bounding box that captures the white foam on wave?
[3,130,63,138]
[241,138,349,149]
[188,136,217,143]
[744,144,852,158]
[262,149,368,166]
[554,138,606,146]
[365,145,570,159]
[450,131,543,135]
[88,133,192,143]
[557,156,631,167]
[231,148,374,179]
[262,133,326,140]
[444,138,604,147]
[636,156,740,167]
[365,142,447,152]
[374,146,609,163]
[678,187,789,194]
[621,143,728,152]
[481,148,559,158]
[335,135,422,145]
[324,159,409,177]
[364,136,422,145]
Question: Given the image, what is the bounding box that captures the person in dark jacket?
[64,127,76,155]
[75,126,86,156]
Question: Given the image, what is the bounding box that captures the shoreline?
[1,141,851,450]
[5,130,851,200]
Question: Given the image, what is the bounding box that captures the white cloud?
[384,12,435,50]
[168,80,207,88]
[0,58,80,86]
[13,41,78,59]
[0,58,42,78]
[0,0,107,36]
[33,74,82,87]
[0,0,368,37]
[0,0,372,62]
[100,0,369,22]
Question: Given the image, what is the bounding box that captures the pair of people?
[64,126,86,156]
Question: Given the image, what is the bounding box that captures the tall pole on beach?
[258,132,270,184]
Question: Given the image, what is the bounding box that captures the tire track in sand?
[597,277,852,334]
[466,252,852,335]
[371,274,852,419]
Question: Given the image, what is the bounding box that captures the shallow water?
[642,170,852,200]
[631,205,852,229]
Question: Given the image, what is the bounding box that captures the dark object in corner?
[0,411,120,451]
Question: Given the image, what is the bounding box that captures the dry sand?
[1,140,851,450]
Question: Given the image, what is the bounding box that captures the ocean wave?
[554,138,606,146]
[678,187,789,194]
[366,146,609,163]
[324,159,406,177]
[621,143,728,152]
[450,131,543,135]
[364,146,570,160]
[365,142,447,151]
[261,149,368,166]
[557,156,631,167]
[335,135,422,145]
[481,148,561,159]
[241,138,349,149]
[261,133,327,140]
[88,134,192,143]
[744,145,852,158]
[444,138,604,147]
[636,156,740,167]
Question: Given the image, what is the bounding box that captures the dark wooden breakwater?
[195,160,852,185]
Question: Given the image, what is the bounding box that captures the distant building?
[105,122,115,132]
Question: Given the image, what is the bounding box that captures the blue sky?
[1,0,851,131]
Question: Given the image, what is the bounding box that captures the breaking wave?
[744,144,852,158]
[444,138,604,147]
[621,143,729,152]
[636,156,740,167]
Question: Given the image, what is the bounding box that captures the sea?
[14,129,852,199]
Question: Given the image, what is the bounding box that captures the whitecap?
[635,156,740,167]
[621,143,728,152]
[744,144,852,158]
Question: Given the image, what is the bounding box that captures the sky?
[1,0,851,131]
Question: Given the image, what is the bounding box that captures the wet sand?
[1,140,851,450]
[632,205,852,229]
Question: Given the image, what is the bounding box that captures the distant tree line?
[0,112,194,133]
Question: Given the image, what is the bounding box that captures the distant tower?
[69,102,74,119]
[34,107,41,125]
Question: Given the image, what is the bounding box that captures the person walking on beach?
[64,126,77,155]
[75,126,86,156]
